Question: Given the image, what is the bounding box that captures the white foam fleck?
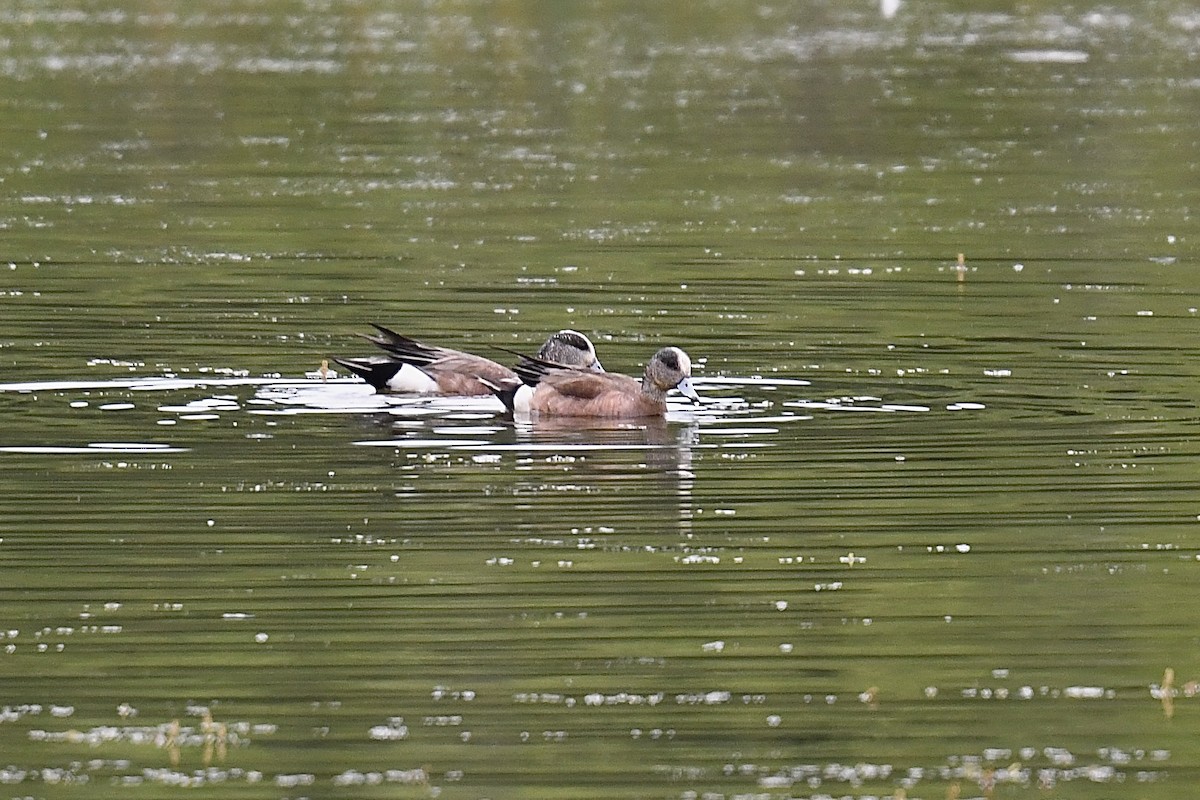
[1007,49,1089,63]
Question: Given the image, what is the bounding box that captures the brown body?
[413,351,519,396]
[522,372,668,417]
[334,324,602,395]
[501,346,701,418]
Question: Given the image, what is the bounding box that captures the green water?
[1,2,1198,798]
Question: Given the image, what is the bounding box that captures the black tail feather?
[476,376,520,413]
[487,344,572,387]
[331,356,402,392]
[361,324,441,365]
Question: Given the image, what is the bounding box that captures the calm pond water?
[1,1,1198,798]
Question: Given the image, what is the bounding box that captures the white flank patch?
[514,384,534,414]
[385,363,438,393]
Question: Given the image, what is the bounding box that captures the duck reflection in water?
[491,409,700,537]
[519,414,698,474]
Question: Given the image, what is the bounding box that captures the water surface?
[1,2,1198,798]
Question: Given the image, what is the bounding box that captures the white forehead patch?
[668,346,691,375]
[560,330,593,354]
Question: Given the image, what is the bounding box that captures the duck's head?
[645,346,700,404]
[537,329,604,372]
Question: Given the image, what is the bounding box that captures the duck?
[333,323,603,395]
[490,346,701,417]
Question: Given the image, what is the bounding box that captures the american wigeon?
[491,346,701,417]
[333,323,603,395]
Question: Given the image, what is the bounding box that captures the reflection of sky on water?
[0,374,987,464]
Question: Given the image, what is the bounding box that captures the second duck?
[490,346,701,417]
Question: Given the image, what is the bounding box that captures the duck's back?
[424,352,517,394]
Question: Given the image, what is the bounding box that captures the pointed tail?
[477,376,521,413]
[331,356,402,392]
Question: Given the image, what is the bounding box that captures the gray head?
[536,329,604,372]
[643,346,701,404]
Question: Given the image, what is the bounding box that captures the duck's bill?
[675,377,701,404]
[589,357,605,373]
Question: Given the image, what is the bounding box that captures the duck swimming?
[334,323,603,395]
[490,346,700,417]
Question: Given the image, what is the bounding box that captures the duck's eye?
[658,349,680,370]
